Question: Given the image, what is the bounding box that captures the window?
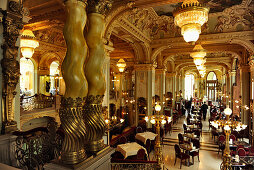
[20,58,35,96]
[185,74,194,100]
[50,61,60,95]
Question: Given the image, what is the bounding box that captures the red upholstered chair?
[229,134,236,142]
[119,136,127,144]
[248,146,254,156]
[218,135,225,156]
[174,144,190,169]
[238,148,246,157]
[136,126,143,133]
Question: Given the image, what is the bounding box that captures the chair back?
[178,133,184,144]
[238,148,246,157]
[136,148,146,160]
[119,136,127,144]
[194,130,200,138]
[237,145,244,150]
[249,146,254,153]
[229,134,236,142]
[136,126,143,133]
[145,139,151,154]
[193,139,200,149]
[218,135,225,143]
[183,124,187,131]
[174,144,181,157]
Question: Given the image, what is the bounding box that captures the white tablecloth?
[116,142,147,159]
[135,131,158,144]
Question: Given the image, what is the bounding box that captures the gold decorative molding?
[155,68,166,74]
[60,0,88,164]
[87,0,113,15]
[1,1,24,134]
[83,95,105,152]
[59,97,87,164]
[134,64,155,71]
[166,72,176,77]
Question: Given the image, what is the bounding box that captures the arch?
[176,61,230,72]
[228,39,254,56]
[151,45,171,63]
[207,71,217,80]
[39,52,62,68]
[20,58,35,96]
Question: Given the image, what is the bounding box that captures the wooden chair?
[119,136,127,144]
[174,144,190,169]
[189,139,200,164]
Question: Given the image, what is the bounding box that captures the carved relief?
[1,1,24,133]
[34,28,66,47]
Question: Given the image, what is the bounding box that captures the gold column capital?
[87,0,113,14]
[155,68,166,74]
[166,72,176,77]
[134,63,155,71]
[239,64,250,72]
[248,55,254,67]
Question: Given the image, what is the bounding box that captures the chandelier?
[116,59,126,72]
[173,0,209,43]
[20,30,39,59]
[190,44,207,77]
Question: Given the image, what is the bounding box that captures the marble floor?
[149,116,223,170]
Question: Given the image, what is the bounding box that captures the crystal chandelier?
[173,0,209,43]
[190,44,207,77]
[20,30,39,59]
[117,59,126,72]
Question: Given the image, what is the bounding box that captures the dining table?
[231,156,254,170]
[135,131,157,144]
[116,142,148,159]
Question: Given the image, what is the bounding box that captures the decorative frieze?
[134,63,155,71]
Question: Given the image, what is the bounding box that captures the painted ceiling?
[153,0,243,16]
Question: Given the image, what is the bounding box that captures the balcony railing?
[20,94,55,112]
[111,162,158,170]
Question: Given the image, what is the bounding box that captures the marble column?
[155,68,166,105]
[249,56,254,145]
[102,47,113,116]
[230,70,236,109]
[240,65,250,125]
[134,64,155,127]
[226,72,230,106]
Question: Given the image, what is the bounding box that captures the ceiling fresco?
[153,0,243,16]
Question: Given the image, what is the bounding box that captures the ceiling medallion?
[173,0,209,43]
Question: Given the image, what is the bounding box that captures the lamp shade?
[224,107,232,116]
[20,30,39,59]
[155,104,161,112]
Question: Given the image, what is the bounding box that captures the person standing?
[201,102,208,121]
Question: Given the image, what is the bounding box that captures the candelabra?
[235,96,249,111]
[211,107,247,170]
[145,104,172,169]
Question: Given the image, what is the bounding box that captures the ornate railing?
[13,118,63,170]
[20,94,55,112]
[111,162,158,170]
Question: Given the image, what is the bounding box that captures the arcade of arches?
[0,0,254,169]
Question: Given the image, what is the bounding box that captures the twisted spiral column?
[59,0,88,164]
[83,0,112,152]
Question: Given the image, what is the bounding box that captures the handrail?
[20,93,56,112]
[111,161,158,170]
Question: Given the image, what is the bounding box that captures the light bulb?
[120,119,124,123]
[145,116,149,122]
[150,119,156,124]
[161,120,166,124]
[155,104,161,112]
[224,125,230,131]
[183,28,200,42]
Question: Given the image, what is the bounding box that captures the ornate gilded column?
[134,64,155,127]
[83,0,112,152]
[1,1,24,134]
[249,56,254,145]
[239,64,250,125]
[155,68,166,109]
[59,0,88,164]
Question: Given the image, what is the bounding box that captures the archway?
[206,71,218,101]
[20,58,35,96]
[49,61,60,95]
[185,74,195,100]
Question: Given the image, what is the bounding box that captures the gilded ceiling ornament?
[87,0,113,14]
